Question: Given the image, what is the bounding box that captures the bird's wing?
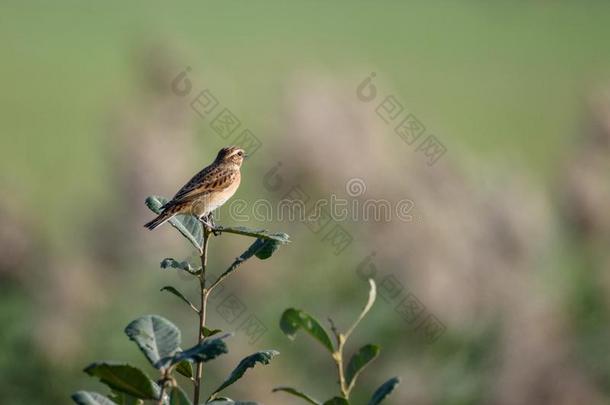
[164,167,237,207]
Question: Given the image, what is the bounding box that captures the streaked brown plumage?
[144,146,246,230]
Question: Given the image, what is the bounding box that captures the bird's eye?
[237,151,243,156]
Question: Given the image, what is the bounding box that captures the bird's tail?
[144,211,174,230]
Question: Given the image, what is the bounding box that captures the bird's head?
[215,146,247,167]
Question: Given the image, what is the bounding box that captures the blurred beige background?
[2,2,610,404]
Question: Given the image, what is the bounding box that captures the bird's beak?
[243,152,249,158]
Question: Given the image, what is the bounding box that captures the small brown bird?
[144,146,246,230]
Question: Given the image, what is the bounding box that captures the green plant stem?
[329,319,349,399]
[333,335,348,399]
[158,385,167,405]
[193,225,211,404]
[158,370,170,405]
[207,256,245,294]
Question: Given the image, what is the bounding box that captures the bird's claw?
[199,213,222,236]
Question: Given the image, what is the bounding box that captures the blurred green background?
[2,1,610,404]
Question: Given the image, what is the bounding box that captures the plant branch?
[329,318,348,399]
[207,236,271,295]
[158,385,167,405]
[193,224,212,404]
[329,280,377,399]
[160,286,200,314]
[333,336,348,398]
[207,256,246,294]
[213,225,289,242]
[157,369,170,405]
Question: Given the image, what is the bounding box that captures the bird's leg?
[208,212,221,236]
[199,213,221,236]
[198,215,214,230]
[208,212,217,228]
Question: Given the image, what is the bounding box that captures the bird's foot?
[208,212,222,236]
[200,214,221,236]
[198,216,214,230]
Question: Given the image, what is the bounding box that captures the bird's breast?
[207,173,241,213]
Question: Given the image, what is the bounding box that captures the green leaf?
[253,238,281,260]
[345,279,376,339]
[160,286,198,312]
[173,346,194,379]
[72,391,116,405]
[272,387,321,404]
[279,308,334,353]
[169,386,192,405]
[160,258,200,275]
[323,398,349,405]
[160,334,231,369]
[109,390,144,405]
[203,327,222,337]
[345,344,381,389]
[226,234,288,262]
[241,239,268,261]
[368,377,400,405]
[124,315,181,369]
[206,400,258,405]
[210,350,279,399]
[84,362,158,400]
[146,196,203,251]
[175,359,193,379]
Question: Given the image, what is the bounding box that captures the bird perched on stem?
[144,146,246,230]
